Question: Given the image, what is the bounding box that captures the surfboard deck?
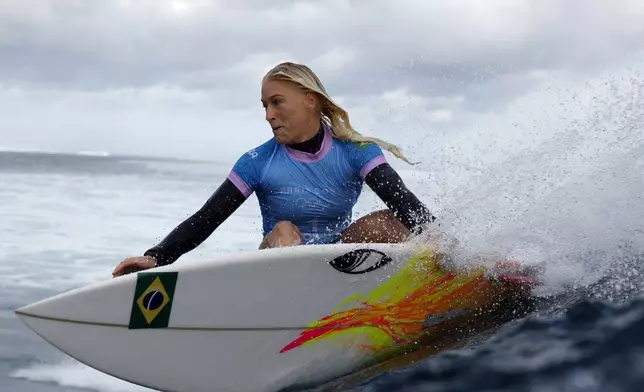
[15,243,539,392]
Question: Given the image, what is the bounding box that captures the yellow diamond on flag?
[136,277,170,324]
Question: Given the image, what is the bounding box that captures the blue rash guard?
[142,121,435,267]
[227,121,387,244]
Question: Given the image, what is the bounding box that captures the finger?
[112,261,135,277]
[112,264,124,276]
[114,265,138,277]
[112,266,127,277]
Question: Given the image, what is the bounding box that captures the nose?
[265,105,276,123]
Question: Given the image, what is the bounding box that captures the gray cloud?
[2,0,642,92]
[0,0,643,160]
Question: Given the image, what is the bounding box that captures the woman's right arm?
[112,178,247,277]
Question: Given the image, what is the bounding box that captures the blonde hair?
[262,62,417,165]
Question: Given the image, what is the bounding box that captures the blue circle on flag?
[143,291,164,311]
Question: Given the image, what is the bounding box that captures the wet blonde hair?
[262,61,417,165]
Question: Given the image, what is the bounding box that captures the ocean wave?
[10,361,155,392]
[0,147,111,157]
[348,294,644,392]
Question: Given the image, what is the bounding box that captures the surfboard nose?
[15,276,137,330]
[15,301,54,342]
[15,291,68,319]
[15,301,39,320]
[15,297,56,331]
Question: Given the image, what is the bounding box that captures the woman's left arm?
[365,163,436,234]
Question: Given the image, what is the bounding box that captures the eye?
[329,249,392,274]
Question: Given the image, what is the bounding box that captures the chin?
[273,132,290,144]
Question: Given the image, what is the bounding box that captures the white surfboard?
[15,243,536,392]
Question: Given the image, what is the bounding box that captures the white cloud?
[310,47,357,73]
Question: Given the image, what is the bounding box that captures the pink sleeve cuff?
[227,170,252,197]
[360,155,387,180]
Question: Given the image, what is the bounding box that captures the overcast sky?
[1,0,643,167]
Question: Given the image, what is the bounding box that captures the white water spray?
[412,58,644,297]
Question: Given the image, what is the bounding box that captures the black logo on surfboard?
[329,249,392,274]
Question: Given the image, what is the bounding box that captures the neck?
[287,122,324,154]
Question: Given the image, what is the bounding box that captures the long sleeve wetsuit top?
[145,121,435,266]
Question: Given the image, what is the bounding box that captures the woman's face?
[261,79,318,144]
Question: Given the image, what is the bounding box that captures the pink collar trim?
[283,122,332,163]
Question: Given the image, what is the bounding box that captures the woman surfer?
[113,62,435,277]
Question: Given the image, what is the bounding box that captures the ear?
[303,92,318,111]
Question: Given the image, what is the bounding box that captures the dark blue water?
[342,250,644,392]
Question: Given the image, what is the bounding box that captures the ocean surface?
[1,141,643,392]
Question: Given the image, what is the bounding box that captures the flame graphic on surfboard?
[280,248,493,354]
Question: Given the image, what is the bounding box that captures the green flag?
[128,272,178,329]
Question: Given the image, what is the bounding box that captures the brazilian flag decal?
[128,272,178,329]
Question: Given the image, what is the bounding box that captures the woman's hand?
[112,256,157,277]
